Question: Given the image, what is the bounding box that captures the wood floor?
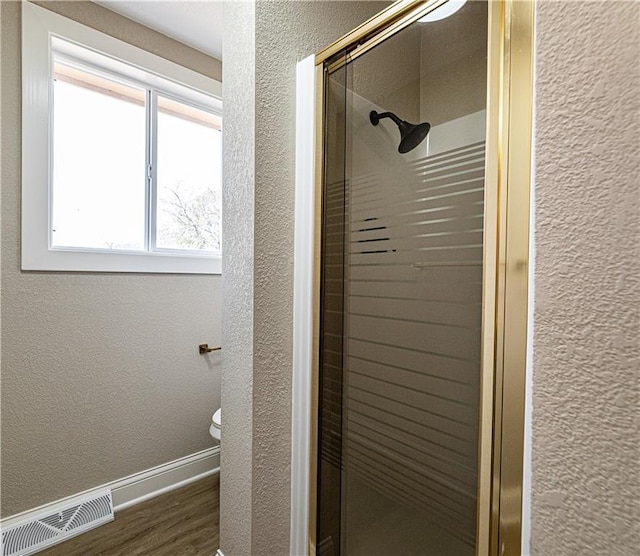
[40,475,219,556]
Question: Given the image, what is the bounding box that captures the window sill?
[22,248,221,275]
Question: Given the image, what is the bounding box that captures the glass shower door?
[317,2,488,555]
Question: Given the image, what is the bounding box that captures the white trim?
[0,447,220,529]
[23,248,222,274]
[290,54,316,556]
[52,36,221,113]
[216,550,225,556]
[21,1,222,275]
[149,88,160,252]
[112,446,220,511]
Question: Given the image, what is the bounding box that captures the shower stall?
[293,1,535,555]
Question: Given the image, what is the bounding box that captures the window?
[22,2,222,273]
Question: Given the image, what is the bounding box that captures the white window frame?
[22,1,223,274]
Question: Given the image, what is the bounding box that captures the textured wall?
[0,1,222,518]
[531,1,639,554]
[253,3,387,554]
[220,2,387,555]
[220,1,254,555]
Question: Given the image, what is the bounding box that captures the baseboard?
[216,550,225,556]
[112,446,220,511]
[1,446,220,530]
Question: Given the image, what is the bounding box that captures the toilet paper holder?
[199,343,221,354]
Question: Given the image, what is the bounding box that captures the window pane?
[155,95,222,253]
[52,62,146,250]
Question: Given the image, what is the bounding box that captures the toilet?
[209,408,221,441]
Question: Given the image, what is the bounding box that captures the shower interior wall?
[419,1,488,125]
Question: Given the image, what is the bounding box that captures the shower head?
[370,110,431,154]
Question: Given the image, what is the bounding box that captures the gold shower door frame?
[309,1,535,555]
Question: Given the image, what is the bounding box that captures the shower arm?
[370,111,403,127]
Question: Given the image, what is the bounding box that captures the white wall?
[0,0,222,518]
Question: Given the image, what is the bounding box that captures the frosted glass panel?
[317,2,488,554]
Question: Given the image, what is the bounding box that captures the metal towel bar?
[199,343,221,354]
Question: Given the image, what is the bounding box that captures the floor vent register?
[1,490,113,556]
